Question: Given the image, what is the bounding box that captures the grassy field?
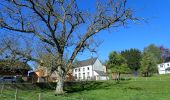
[1,74,170,100]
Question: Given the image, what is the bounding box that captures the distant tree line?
[107,44,170,79]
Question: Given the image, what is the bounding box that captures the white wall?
[103,65,107,73]
[73,65,93,80]
[93,71,108,80]
[158,62,170,74]
[100,76,109,80]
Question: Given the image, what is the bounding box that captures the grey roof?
[165,57,170,63]
[74,57,97,68]
[94,70,107,76]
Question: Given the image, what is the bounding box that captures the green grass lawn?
[1,74,170,100]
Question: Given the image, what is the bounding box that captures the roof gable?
[75,57,97,67]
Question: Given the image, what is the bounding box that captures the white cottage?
[158,57,170,74]
[73,58,108,81]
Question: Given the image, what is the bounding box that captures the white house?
[73,58,108,81]
[158,57,170,74]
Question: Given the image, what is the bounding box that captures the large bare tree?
[0,0,138,94]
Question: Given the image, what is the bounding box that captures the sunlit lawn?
[1,74,170,100]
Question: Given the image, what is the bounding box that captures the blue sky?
[77,0,170,62]
[0,0,170,63]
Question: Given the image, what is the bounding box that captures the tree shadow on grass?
[125,86,142,91]
[64,81,128,93]
[0,80,132,94]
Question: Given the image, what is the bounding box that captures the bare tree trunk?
[55,66,65,95]
[118,73,120,81]
[116,73,120,83]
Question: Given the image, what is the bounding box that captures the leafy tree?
[0,0,138,94]
[139,52,157,77]
[107,51,130,82]
[144,44,162,63]
[121,48,142,72]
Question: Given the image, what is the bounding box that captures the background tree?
[159,45,170,61]
[107,51,130,82]
[144,44,162,63]
[139,52,157,77]
[121,48,142,74]
[0,36,33,77]
[0,36,34,63]
[0,0,138,94]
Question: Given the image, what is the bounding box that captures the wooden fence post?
[39,93,41,100]
[15,88,18,100]
[15,94,17,100]
[1,84,4,94]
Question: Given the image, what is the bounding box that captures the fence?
[0,84,83,100]
[129,76,170,81]
[0,91,82,100]
[1,77,170,100]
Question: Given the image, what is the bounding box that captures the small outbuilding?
[0,60,31,77]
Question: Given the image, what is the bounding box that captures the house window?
[83,73,85,79]
[83,68,85,72]
[75,69,77,72]
[160,64,163,68]
[87,72,90,79]
[75,74,77,79]
[79,73,81,79]
[167,64,169,66]
[78,68,80,72]
[87,67,89,70]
